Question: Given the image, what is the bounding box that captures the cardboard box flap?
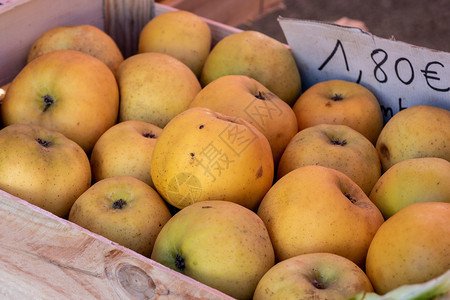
[279,17,450,121]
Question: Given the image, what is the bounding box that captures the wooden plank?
[0,189,233,299]
[104,0,154,58]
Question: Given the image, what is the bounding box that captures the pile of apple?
[0,9,449,300]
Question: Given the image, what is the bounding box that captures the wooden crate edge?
[0,189,233,299]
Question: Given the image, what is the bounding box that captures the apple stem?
[331,93,344,101]
[42,94,55,112]
[254,91,266,100]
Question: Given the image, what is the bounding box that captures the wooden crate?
[157,0,285,26]
[1,0,448,299]
[0,1,238,298]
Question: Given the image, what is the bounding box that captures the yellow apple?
[138,10,211,77]
[117,52,201,128]
[277,123,381,195]
[189,75,298,163]
[0,123,91,218]
[293,79,383,144]
[90,120,163,189]
[1,49,119,153]
[365,202,450,295]
[257,165,384,267]
[200,30,301,106]
[253,252,374,300]
[68,176,172,257]
[151,200,275,300]
[150,107,274,210]
[27,24,124,76]
[369,157,450,219]
[376,105,450,171]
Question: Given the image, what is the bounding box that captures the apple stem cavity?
[175,253,185,271]
[36,138,52,148]
[254,91,266,100]
[330,138,347,146]
[378,143,390,161]
[42,94,55,112]
[142,132,156,138]
[112,199,127,209]
[312,279,325,289]
[344,193,357,204]
[331,93,344,101]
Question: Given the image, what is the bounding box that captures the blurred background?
[238,0,449,52]
[158,0,448,52]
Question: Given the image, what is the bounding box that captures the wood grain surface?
[0,190,233,299]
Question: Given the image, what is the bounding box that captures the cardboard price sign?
[279,17,450,121]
